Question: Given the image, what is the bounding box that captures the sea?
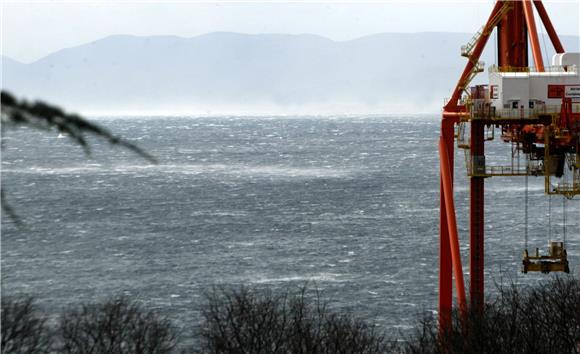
[1,115,578,342]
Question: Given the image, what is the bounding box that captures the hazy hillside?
[2,32,579,115]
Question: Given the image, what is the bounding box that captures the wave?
[250,273,345,284]
[2,163,352,179]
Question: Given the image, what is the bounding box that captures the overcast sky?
[2,0,579,63]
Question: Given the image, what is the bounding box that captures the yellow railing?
[463,149,544,177]
[493,66,530,73]
[470,104,580,121]
[461,27,483,57]
[483,165,528,176]
[548,181,580,198]
[489,64,578,74]
[467,164,543,177]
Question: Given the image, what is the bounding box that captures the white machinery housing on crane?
[488,53,580,114]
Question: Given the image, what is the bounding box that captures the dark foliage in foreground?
[1,278,579,353]
[0,295,178,354]
[1,296,52,354]
[196,285,393,354]
[59,295,179,354]
[405,276,580,354]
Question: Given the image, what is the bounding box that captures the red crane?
[439,0,579,328]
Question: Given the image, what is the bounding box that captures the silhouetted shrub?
[1,295,52,354]
[2,278,578,353]
[404,277,580,354]
[195,286,393,354]
[59,295,178,354]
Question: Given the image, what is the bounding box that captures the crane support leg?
[439,180,452,329]
[522,0,545,71]
[439,122,454,329]
[533,1,565,54]
[470,121,485,313]
[498,1,527,68]
[439,130,467,324]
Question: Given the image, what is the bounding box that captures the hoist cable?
[539,14,549,70]
[562,197,567,247]
[494,28,497,66]
[524,171,529,251]
[548,194,552,243]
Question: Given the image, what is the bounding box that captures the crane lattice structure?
[439,0,579,328]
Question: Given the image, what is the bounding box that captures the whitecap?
[251,273,343,284]
[392,325,414,329]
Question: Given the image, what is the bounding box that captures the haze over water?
[2,115,578,337]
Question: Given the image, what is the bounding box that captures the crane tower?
[439,0,579,327]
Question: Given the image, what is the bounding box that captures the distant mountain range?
[2,32,579,115]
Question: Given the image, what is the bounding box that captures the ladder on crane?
[460,2,513,58]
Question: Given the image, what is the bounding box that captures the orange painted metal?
[497,1,528,68]
[445,1,504,111]
[438,2,503,323]
[522,0,545,71]
[442,110,468,120]
[439,0,573,335]
[439,121,455,329]
[439,136,467,315]
[533,1,565,54]
[439,179,452,329]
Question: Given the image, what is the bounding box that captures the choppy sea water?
[2,115,578,340]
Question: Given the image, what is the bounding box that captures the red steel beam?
[469,121,485,313]
[439,135,467,315]
[445,1,504,111]
[439,112,468,328]
[522,0,545,71]
[533,1,565,54]
[497,1,527,68]
[439,120,454,329]
[439,2,503,325]
[439,178,452,328]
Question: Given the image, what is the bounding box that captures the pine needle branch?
[1,90,157,225]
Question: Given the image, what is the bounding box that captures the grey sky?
[2,0,579,63]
